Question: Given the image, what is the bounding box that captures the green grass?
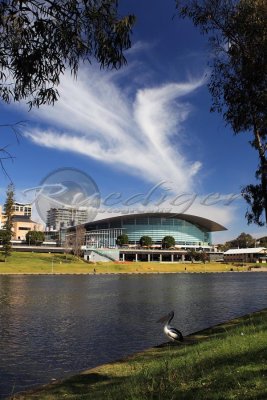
[0,252,91,274]
[0,251,251,274]
[10,309,267,400]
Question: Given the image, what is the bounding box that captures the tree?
[26,230,45,245]
[64,231,75,257]
[258,236,267,248]
[0,0,135,108]
[139,235,152,247]
[2,184,15,260]
[116,234,129,246]
[0,229,6,244]
[176,0,267,226]
[73,225,86,257]
[186,249,198,263]
[199,251,209,264]
[224,232,255,249]
[162,235,175,249]
[65,225,86,257]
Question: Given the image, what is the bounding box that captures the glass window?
[149,217,161,225]
[97,223,109,229]
[110,220,121,228]
[161,218,173,225]
[136,217,148,225]
[123,218,135,225]
[173,219,182,226]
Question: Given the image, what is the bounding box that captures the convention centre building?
[83,212,226,251]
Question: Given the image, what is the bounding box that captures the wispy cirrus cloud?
[23,65,205,192]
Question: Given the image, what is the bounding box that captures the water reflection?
[0,273,267,398]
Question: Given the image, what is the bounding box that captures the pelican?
[157,311,183,342]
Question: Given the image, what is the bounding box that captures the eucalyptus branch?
[0,145,15,181]
[0,120,26,143]
[176,0,267,225]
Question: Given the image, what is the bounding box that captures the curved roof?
[85,212,227,232]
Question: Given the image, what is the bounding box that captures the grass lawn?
[10,308,267,400]
[0,252,90,274]
[0,251,251,274]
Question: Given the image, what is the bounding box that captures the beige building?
[224,248,267,263]
[12,215,43,240]
[0,202,43,241]
[12,202,32,217]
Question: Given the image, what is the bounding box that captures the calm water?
[0,272,267,398]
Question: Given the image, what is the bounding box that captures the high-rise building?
[46,207,89,231]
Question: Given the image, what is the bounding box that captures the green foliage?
[139,235,153,247]
[242,182,265,226]
[0,229,7,243]
[116,234,129,246]
[2,183,15,259]
[0,0,135,107]
[0,229,12,256]
[25,230,45,245]
[176,0,267,226]
[161,235,175,249]
[259,236,267,248]
[224,232,255,250]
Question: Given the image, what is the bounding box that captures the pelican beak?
[156,314,169,323]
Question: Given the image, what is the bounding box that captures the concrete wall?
[84,249,120,262]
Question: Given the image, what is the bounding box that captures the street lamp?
[51,257,54,274]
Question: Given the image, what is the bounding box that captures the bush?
[162,236,175,249]
[139,236,152,247]
[116,234,129,246]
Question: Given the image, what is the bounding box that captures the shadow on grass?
[187,309,267,341]
[11,372,125,399]
[132,346,267,400]
[12,347,267,400]
[11,309,267,400]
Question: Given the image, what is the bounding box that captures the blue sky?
[0,0,266,243]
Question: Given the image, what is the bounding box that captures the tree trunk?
[261,158,267,224]
[254,124,267,224]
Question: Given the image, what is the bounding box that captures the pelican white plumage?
[157,311,183,342]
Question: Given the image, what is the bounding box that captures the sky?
[0,0,266,243]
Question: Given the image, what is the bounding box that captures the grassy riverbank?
[11,308,267,400]
[0,251,252,274]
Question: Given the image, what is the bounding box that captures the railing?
[93,249,117,261]
[89,248,118,261]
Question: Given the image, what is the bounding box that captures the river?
[0,272,267,398]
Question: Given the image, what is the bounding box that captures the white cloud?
[96,191,236,228]
[23,66,205,192]
[14,62,241,233]
[125,40,155,55]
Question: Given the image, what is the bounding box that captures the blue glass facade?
[86,215,211,246]
[121,216,210,245]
